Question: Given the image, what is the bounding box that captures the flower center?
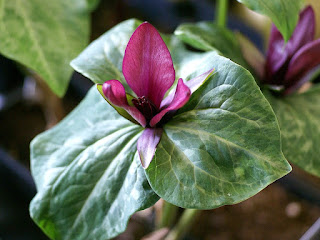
[132,96,158,122]
[132,96,158,123]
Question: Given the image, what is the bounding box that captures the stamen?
[132,96,158,122]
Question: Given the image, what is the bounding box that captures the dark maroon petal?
[122,22,175,109]
[264,24,289,83]
[288,6,315,54]
[137,128,163,169]
[101,80,147,127]
[160,69,214,109]
[264,6,315,83]
[150,79,191,127]
[285,66,320,95]
[284,39,320,94]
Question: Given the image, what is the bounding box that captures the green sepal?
[96,84,139,125]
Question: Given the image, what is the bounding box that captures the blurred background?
[1,0,320,239]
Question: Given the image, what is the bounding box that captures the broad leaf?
[0,0,93,96]
[266,86,320,177]
[145,52,291,209]
[31,20,291,240]
[72,19,291,209]
[71,18,185,94]
[71,19,142,94]
[174,22,250,70]
[86,0,101,11]
[236,0,304,42]
[30,87,159,240]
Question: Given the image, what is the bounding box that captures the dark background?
[0,1,319,239]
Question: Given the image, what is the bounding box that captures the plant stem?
[32,73,65,128]
[164,209,200,240]
[216,0,229,27]
[159,201,179,228]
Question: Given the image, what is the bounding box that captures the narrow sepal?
[97,84,137,124]
[98,81,146,127]
[185,68,215,94]
[160,69,214,109]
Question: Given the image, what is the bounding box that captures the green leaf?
[71,20,291,209]
[145,52,291,209]
[236,0,304,42]
[36,20,291,239]
[96,84,139,125]
[30,87,159,240]
[71,19,184,94]
[266,86,320,177]
[71,19,142,94]
[174,22,250,70]
[0,0,93,97]
[86,0,101,11]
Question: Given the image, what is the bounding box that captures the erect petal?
[264,25,289,84]
[264,6,315,83]
[284,39,320,95]
[98,80,147,127]
[122,22,175,109]
[150,79,191,127]
[160,69,214,109]
[137,128,163,169]
[288,6,315,54]
[183,68,215,95]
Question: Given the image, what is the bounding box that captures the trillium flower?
[240,6,320,95]
[97,22,214,168]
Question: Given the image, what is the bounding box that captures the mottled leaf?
[0,0,93,96]
[174,22,250,70]
[86,0,100,11]
[31,20,292,240]
[145,52,291,209]
[266,86,320,177]
[30,87,159,240]
[71,19,142,94]
[236,0,304,42]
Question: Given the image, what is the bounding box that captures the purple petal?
[122,22,175,109]
[264,25,290,84]
[137,128,163,169]
[160,69,214,109]
[288,6,315,54]
[101,80,147,127]
[184,68,215,94]
[150,79,191,127]
[102,80,129,106]
[284,39,320,94]
[265,6,315,83]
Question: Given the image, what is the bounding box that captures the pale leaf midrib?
[65,126,142,239]
[167,125,283,169]
[16,1,57,86]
